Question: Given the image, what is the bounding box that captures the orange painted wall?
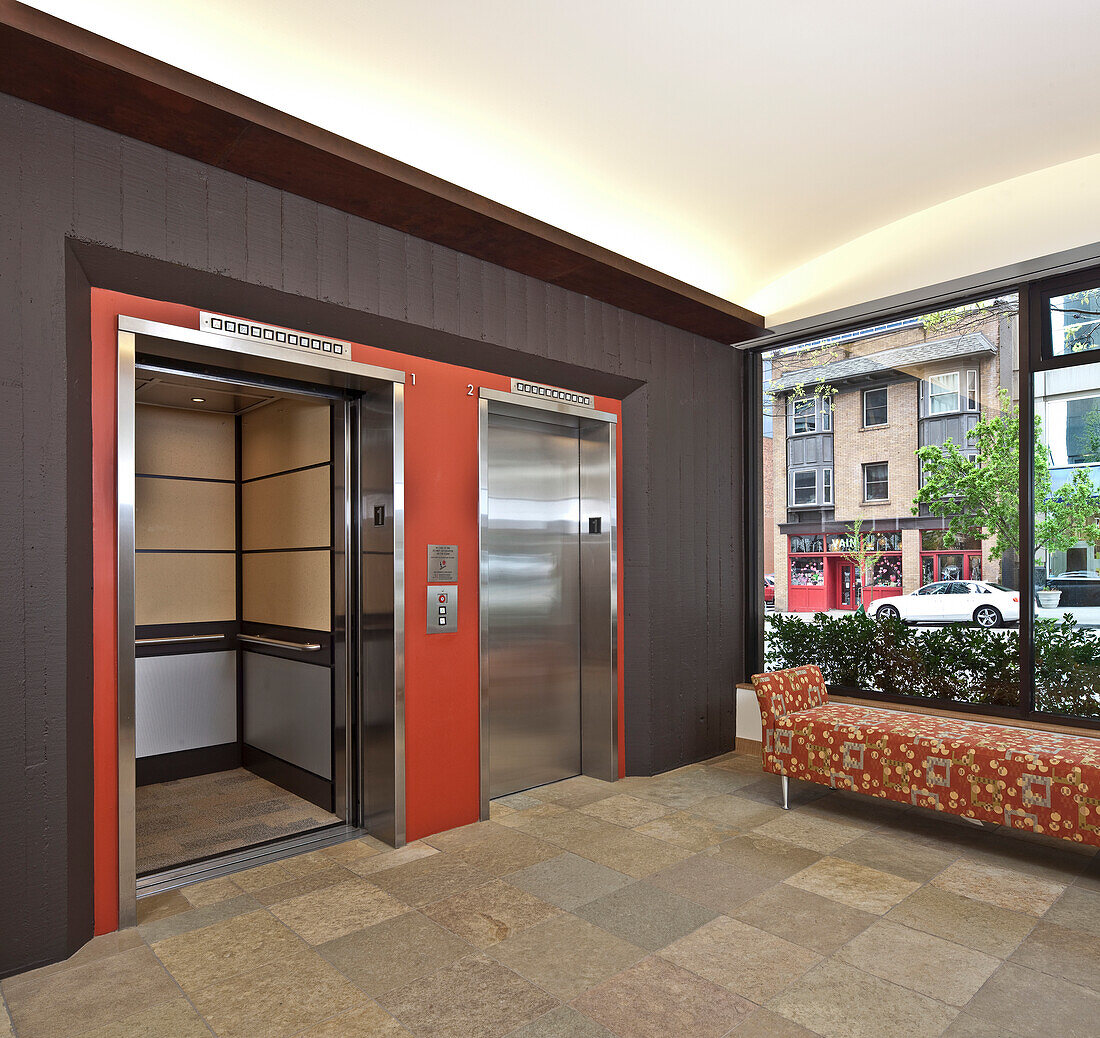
[91,289,625,933]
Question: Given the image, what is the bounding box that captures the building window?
[924,372,960,415]
[966,369,979,411]
[863,462,889,501]
[790,557,824,586]
[863,388,888,427]
[822,468,832,504]
[791,469,817,505]
[789,394,831,435]
[1065,396,1100,463]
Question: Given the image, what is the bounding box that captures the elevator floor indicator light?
[509,377,593,408]
[200,312,351,359]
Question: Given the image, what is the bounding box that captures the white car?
[868,581,1020,628]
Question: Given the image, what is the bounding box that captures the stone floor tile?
[940,1014,1025,1038]
[504,807,614,847]
[423,819,506,852]
[632,810,733,850]
[621,776,712,810]
[661,915,821,1003]
[734,777,829,808]
[189,946,363,1038]
[74,996,211,1038]
[228,860,297,892]
[798,790,909,830]
[958,833,1095,885]
[838,919,1000,1005]
[534,776,617,809]
[180,876,244,907]
[709,831,823,880]
[833,829,958,883]
[490,801,516,819]
[506,853,633,911]
[495,792,545,811]
[379,953,558,1038]
[136,894,262,944]
[489,913,645,999]
[267,877,409,944]
[730,1007,823,1037]
[768,960,957,1038]
[885,883,1035,958]
[135,889,192,926]
[571,827,692,877]
[1009,920,1100,991]
[965,961,1100,1038]
[786,856,919,914]
[572,956,754,1038]
[1044,884,1100,938]
[149,909,301,993]
[0,930,144,988]
[421,880,560,948]
[503,1005,614,1038]
[752,812,869,854]
[495,803,571,832]
[574,881,717,951]
[272,849,347,880]
[367,852,489,907]
[0,1002,12,1038]
[687,794,785,831]
[932,858,1065,915]
[293,1002,413,1036]
[448,828,562,877]
[246,864,358,907]
[315,837,384,865]
[647,853,776,913]
[3,945,180,1038]
[579,794,670,828]
[733,882,876,955]
[319,910,470,996]
[344,841,440,877]
[708,752,764,775]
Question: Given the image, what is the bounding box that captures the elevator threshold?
[137,823,370,899]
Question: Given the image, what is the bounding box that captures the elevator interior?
[117,313,405,919]
[479,388,617,816]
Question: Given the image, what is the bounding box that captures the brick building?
[765,311,1016,613]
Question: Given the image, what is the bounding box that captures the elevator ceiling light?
[191,396,206,403]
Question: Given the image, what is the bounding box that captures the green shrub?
[764,612,1100,716]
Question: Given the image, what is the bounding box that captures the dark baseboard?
[243,744,333,812]
[136,743,241,786]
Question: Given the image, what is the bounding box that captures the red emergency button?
[438,594,447,604]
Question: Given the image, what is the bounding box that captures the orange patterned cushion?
[751,665,829,734]
[763,699,1100,847]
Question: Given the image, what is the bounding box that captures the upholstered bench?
[751,664,1100,849]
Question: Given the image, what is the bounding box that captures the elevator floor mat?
[136,768,339,875]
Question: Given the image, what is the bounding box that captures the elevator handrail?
[135,634,226,646]
[238,633,322,652]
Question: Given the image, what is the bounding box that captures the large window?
[924,372,960,414]
[863,388,888,427]
[791,469,817,505]
[789,394,831,435]
[863,462,889,501]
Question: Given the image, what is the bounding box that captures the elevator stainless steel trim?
[237,634,322,652]
[135,634,225,646]
[392,382,407,847]
[477,387,618,820]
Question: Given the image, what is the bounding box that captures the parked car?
[867,581,1020,628]
[764,574,775,608]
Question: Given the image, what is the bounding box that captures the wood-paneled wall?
[0,91,746,976]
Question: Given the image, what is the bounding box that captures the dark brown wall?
[0,91,747,977]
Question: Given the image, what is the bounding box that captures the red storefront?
[787,531,903,612]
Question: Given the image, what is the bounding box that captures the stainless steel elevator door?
[485,411,582,798]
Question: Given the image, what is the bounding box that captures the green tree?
[838,519,884,610]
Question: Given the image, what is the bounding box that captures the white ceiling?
[29,0,1100,326]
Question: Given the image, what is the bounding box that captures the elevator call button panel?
[428,585,457,633]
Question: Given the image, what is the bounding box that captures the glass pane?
[921,555,934,585]
[1050,287,1100,357]
[792,470,816,504]
[927,372,960,415]
[1033,357,1100,718]
[864,463,889,500]
[939,554,963,581]
[790,557,824,586]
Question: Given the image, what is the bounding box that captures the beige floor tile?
[661,915,821,1003]
[958,833,1095,885]
[3,945,180,1038]
[1045,884,1100,938]
[137,894,262,944]
[1009,920,1100,991]
[786,856,920,914]
[838,919,1000,1005]
[136,890,191,925]
[687,794,785,831]
[489,913,645,999]
[423,820,506,853]
[495,803,571,832]
[1,930,144,988]
[319,911,471,996]
[0,1002,12,1038]
[731,1007,823,1038]
[379,953,558,1038]
[267,877,409,944]
[768,960,957,1038]
[580,794,670,828]
[833,829,958,883]
[710,831,823,880]
[940,1014,1025,1038]
[885,884,1036,958]
[506,853,633,911]
[229,860,296,892]
[150,909,301,993]
[75,996,211,1038]
[735,777,829,808]
[293,1002,413,1037]
[647,853,776,913]
[345,841,439,877]
[966,961,1100,1038]
[449,828,562,877]
[572,955,754,1038]
[632,811,733,850]
[422,879,560,947]
[246,864,358,907]
[367,853,489,907]
[572,827,692,877]
[189,946,363,1038]
[180,876,244,908]
[932,858,1065,915]
[798,790,908,829]
[503,1006,614,1037]
[733,882,876,955]
[574,881,717,951]
[490,801,516,819]
[505,808,616,848]
[753,812,868,854]
[316,838,384,865]
[534,776,618,809]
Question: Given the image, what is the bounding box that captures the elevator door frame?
[117,315,406,925]
[477,387,618,820]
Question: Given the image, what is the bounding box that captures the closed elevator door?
[484,411,582,798]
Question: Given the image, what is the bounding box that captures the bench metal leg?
[781,775,790,810]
